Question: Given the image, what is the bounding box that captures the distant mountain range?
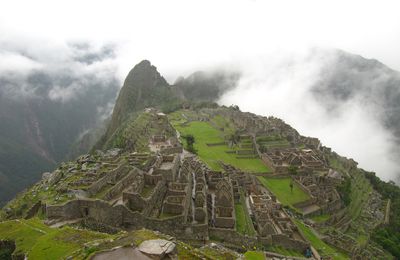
[0,62,119,206]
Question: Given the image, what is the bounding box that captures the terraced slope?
[169,110,270,173]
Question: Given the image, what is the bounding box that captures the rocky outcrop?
[138,239,176,259]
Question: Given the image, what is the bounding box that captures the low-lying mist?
[217,49,400,183]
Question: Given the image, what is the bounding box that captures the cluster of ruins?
[41,142,312,253]
[29,107,375,258]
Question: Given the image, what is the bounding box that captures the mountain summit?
[106,60,169,135]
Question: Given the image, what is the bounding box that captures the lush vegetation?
[266,245,304,257]
[0,218,232,260]
[257,177,310,207]
[336,178,351,206]
[256,135,290,152]
[294,219,348,260]
[182,134,197,154]
[347,170,373,220]
[169,114,269,172]
[310,214,330,223]
[0,218,113,259]
[244,251,265,260]
[364,172,400,259]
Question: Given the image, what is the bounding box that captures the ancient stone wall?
[142,180,167,216]
[46,200,82,220]
[271,234,309,252]
[103,168,144,200]
[144,171,163,185]
[24,200,42,219]
[163,196,185,215]
[87,163,129,196]
[160,146,183,155]
[123,192,146,212]
[209,227,259,247]
[153,154,180,181]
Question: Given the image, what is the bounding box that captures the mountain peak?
[136,59,151,67]
[97,60,179,147]
[123,60,167,89]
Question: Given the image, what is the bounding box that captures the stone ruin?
[261,148,327,174]
[38,108,335,254]
[149,134,182,155]
[42,147,310,253]
[293,174,342,216]
[213,179,235,228]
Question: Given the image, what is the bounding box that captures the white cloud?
[0,50,42,73]
[219,51,400,182]
[1,0,400,80]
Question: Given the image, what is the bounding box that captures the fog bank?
[219,50,400,183]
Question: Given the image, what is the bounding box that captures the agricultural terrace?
[0,218,113,259]
[256,135,290,151]
[169,111,270,173]
[257,177,310,207]
[294,219,348,260]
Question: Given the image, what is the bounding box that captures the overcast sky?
[1,0,400,81]
[1,0,400,181]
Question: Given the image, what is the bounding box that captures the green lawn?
[0,218,113,259]
[267,245,304,257]
[244,251,266,260]
[310,214,331,223]
[294,219,349,260]
[257,177,310,207]
[235,190,256,236]
[172,120,269,173]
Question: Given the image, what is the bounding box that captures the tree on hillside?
[182,134,197,154]
[288,165,298,175]
[227,130,241,148]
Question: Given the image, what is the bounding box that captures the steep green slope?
[365,172,400,258]
[0,218,238,260]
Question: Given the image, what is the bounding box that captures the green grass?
[172,120,269,173]
[267,245,304,257]
[235,190,256,236]
[294,219,348,260]
[244,251,265,260]
[348,172,372,220]
[211,115,235,134]
[0,218,112,259]
[310,214,331,223]
[257,177,310,207]
[258,140,290,148]
[140,185,154,198]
